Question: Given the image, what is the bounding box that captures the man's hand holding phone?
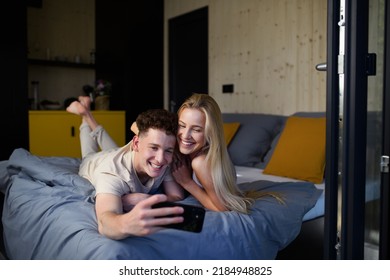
[152,201,205,233]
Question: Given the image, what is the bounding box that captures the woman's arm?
[172,155,227,211]
[121,192,151,211]
[163,180,185,202]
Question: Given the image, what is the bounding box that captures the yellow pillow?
[263,116,326,183]
[223,122,240,145]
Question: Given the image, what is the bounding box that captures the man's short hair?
[136,109,178,136]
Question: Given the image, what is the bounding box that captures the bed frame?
[0,193,6,259]
[276,216,324,259]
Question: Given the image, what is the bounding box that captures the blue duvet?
[1,148,322,259]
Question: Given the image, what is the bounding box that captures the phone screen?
[152,202,205,233]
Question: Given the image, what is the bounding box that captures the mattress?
[235,165,325,221]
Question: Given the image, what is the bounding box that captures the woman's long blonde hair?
[178,93,282,214]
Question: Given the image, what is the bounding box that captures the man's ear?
[132,135,140,151]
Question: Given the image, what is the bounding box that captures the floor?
[364,243,379,259]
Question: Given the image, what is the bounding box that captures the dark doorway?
[168,6,208,112]
[1,1,28,160]
[96,0,164,142]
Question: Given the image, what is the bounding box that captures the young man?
[67,96,185,240]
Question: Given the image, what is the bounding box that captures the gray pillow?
[223,113,286,167]
[258,130,283,169]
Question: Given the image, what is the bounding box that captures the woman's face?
[177,108,207,157]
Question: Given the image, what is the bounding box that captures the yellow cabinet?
[29,110,126,158]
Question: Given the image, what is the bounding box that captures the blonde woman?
[131,93,281,213]
[174,93,283,214]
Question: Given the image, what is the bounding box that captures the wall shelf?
[28,58,95,69]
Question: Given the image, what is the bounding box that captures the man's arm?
[95,193,185,240]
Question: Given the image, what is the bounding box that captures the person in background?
[131,93,282,214]
[66,96,185,240]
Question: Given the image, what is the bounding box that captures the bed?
[0,147,322,260]
[1,111,329,260]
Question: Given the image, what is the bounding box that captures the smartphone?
[152,201,205,233]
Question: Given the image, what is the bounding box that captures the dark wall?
[96,0,164,142]
[0,2,29,160]
[0,1,164,159]
[0,1,29,259]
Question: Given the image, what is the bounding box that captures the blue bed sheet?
[1,148,322,259]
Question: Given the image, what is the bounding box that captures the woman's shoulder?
[191,153,207,170]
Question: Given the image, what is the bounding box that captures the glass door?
[325,0,389,259]
[364,0,385,259]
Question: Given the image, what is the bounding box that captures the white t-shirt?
[79,142,174,197]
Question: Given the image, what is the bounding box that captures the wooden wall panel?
[164,0,327,115]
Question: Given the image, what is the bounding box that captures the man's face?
[133,128,176,179]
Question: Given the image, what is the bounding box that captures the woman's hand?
[171,154,193,186]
